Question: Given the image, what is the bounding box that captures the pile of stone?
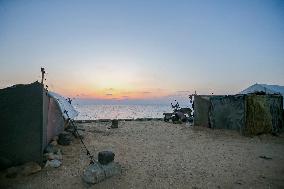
[43,124,86,168]
[82,151,121,184]
[43,135,66,168]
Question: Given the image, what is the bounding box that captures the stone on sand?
[82,162,121,184]
[58,131,73,145]
[45,159,62,168]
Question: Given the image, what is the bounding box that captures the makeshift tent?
[0,82,78,169]
[194,94,283,136]
[193,95,211,127]
[240,83,284,108]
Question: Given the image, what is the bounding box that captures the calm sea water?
[73,104,172,120]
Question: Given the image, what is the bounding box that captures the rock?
[82,162,121,184]
[58,131,73,145]
[111,120,118,128]
[45,159,62,168]
[82,162,105,184]
[50,140,58,146]
[98,151,115,165]
[101,162,121,178]
[44,143,60,154]
[44,152,63,161]
[52,135,59,141]
[6,162,41,178]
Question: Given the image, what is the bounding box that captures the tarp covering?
[46,96,64,143]
[240,84,284,108]
[210,95,245,133]
[0,82,79,169]
[194,95,211,127]
[194,94,283,136]
[245,94,283,135]
[240,84,284,95]
[0,82,45,168]
[48,92,78,120]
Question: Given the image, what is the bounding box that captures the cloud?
[76,93,88,97]
[176,90,191,93]
[141,91,151,94]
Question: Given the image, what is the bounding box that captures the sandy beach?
[1,120,284,189]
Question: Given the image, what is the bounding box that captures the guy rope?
[64,110,96,165]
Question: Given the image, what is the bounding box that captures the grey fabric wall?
[210,95,245,134]
[194,95,211,127]
[244,94,283,135]
[194,94,283,136]
[0,82,44,169]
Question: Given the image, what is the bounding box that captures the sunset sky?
[0,0,283,103]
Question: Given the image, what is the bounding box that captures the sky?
[0,0,283,104]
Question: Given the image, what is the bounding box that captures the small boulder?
[44,152,63,161]
[98,151,115,165]
[101,162,122,178]
[82,162,105,184]
[52,135,59,141]
[82,162,121,184]
[45,159,62,168]
[50,140,58,146]
[58,131,73,145]
[44,143,60,154]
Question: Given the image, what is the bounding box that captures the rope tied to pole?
[64,110,95,164]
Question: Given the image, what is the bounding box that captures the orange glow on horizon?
[54,85,172,100]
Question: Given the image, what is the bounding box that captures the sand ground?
[1,120,284,189]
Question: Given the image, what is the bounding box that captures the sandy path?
[1,121,284,189]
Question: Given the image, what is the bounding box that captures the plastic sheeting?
[194,95,211,127]
[48,92,78,120]
[240,84,284,95]
[245,94,283,135]
[240,84,284,108]
[194,94,283,136]
[210,95,245,133]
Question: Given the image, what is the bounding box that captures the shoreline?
[75,118,164,123]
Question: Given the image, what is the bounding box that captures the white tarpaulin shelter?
[239,84,284,108]
[48,92,79,120]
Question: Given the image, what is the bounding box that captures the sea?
[73,104,173,120]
